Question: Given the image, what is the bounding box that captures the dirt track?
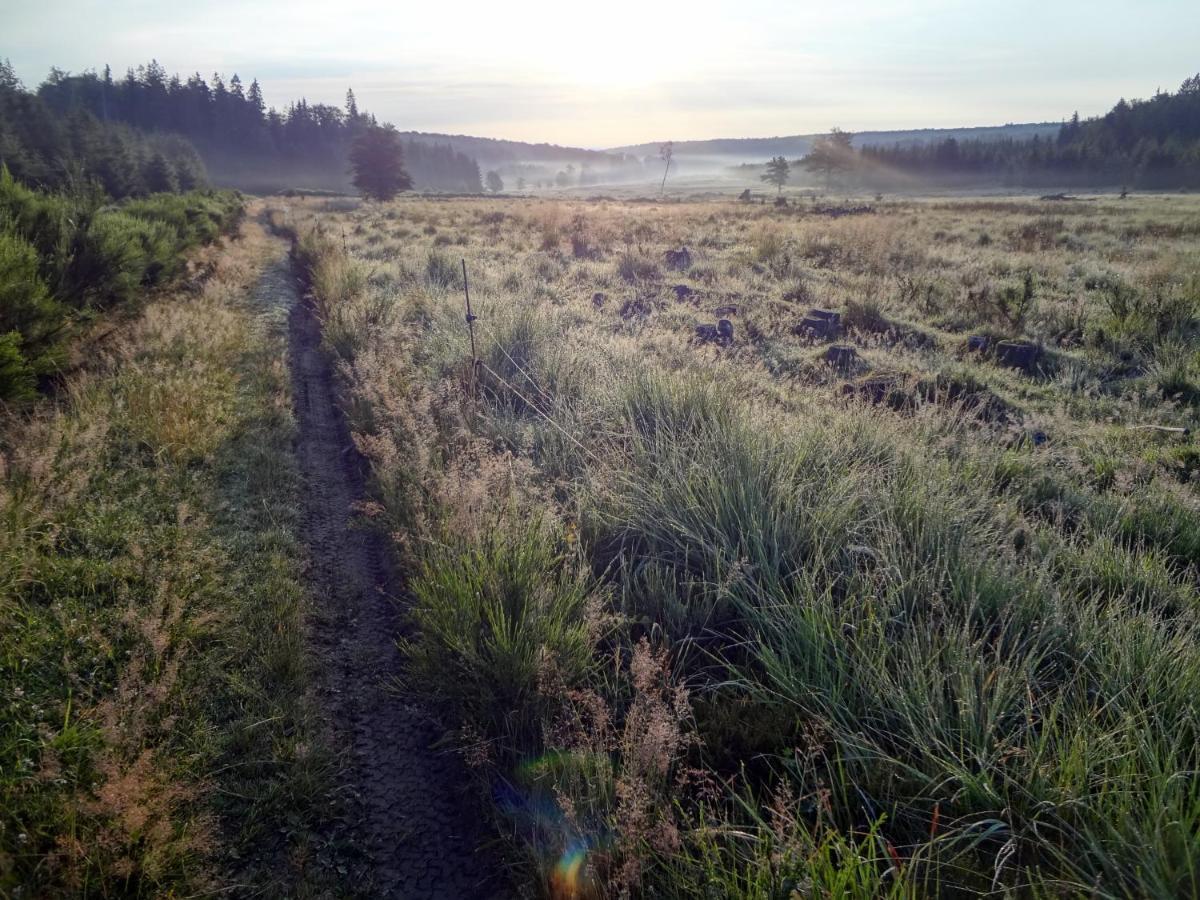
[263,240,504,898]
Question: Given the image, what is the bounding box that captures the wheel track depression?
[269,246,505,898]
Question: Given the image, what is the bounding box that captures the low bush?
[0,167,242,400]
[0,230,64,375]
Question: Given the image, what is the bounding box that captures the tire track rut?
[271,248,505,898]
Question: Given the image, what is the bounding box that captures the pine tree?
[761,155,790,194]
[142,151,177,193]
[345,88,358,120]
[0,58,22,91]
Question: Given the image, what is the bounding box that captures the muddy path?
[265,237,506,898]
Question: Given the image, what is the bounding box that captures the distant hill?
[608,123,1061,161]
[400,131,635,167]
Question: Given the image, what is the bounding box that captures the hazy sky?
[5,0,1198,147]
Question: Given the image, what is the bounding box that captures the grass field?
[276,192,1200,897]
[0,218,340,897]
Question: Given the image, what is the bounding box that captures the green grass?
[280,193,1200,898]
[0,223,334,897]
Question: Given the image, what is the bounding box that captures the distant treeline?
[1,62,244,402]
[1,61,207,198]
[861,74,1200,188]
[33,60,483,193]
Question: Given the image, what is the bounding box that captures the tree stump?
[996,340,1041,372]
[664,247,692,270]
[823,344,857,370]
[796,308,841,340]
[695,319,734,347]
[966,334,991,353]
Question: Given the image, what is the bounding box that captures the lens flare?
[550,840,588,898]
[499,751,612,898]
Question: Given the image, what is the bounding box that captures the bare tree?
[659,141,674,194]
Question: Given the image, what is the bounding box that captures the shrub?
[0,331,37,401]
[0,230,61,346]
[425,249,462,289]
[616,250,659,283]
[0,169,243,399]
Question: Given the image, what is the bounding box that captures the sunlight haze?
[6,0,1200,146]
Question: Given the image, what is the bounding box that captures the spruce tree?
[142,151,177,193]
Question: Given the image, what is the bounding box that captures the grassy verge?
[0,220,332,896]
[0,167,243,402]
[281,196,1199,899]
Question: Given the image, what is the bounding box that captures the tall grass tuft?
[401,512,600,755]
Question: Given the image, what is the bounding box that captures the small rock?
[592,291,607,308]
[713,305,739,316]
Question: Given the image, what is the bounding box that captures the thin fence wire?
[476,360,608,469]
[472,319,638,464]
[462,269,608,468]
[474,319,558,407]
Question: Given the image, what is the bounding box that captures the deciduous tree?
[659,141,673,193]
[802,128,855,187]
[349,126,412,201]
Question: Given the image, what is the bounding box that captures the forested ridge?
[1,60,244,401]
[1,60,207,198]
[28,59,483,193]
[860,74,1200,188]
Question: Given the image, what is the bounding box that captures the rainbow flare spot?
[550,841,589,898]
